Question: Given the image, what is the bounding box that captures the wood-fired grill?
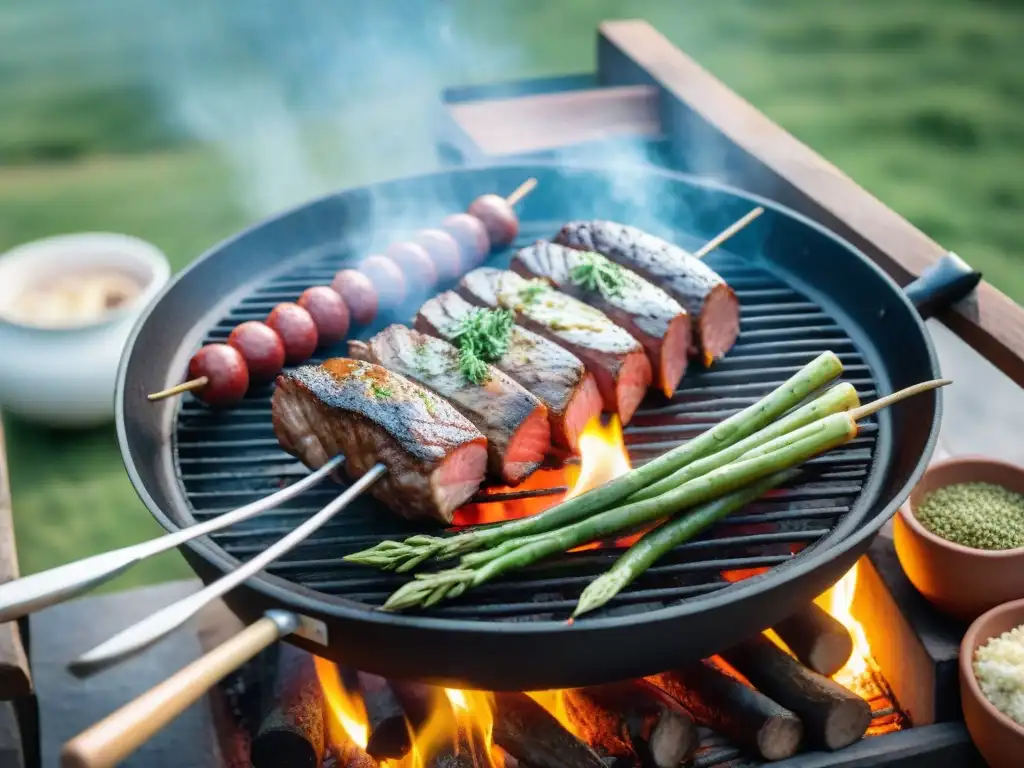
[179,233,876,615]
[117,163,978,690]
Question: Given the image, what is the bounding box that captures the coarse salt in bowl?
[961,598,1024,768]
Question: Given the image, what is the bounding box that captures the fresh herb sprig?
[570,251,627,298]
[518,279,549,307]
[450,308,515,384]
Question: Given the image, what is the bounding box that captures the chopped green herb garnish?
[570,251,627,298]
[415,389,437,415]
[518,279,549,306]
[370,382,393,399]
[450,307,515,384]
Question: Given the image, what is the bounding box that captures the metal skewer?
[0,454,345,624]
[69,462,387,678]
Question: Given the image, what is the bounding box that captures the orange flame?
[524,690,588,740]
[313,656,369,751]
[565,416,632,499]
[816,562,871,686]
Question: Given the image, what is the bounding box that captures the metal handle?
[69,463,385,677]
[0,455,344,624]
[903,251,982,320]
[60,611,296,768]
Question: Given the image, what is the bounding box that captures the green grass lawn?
[2,0,1022,591]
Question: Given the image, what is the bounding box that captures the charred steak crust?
[455,267,652,420]
[415,291,597,446]
[554,220,740,360]
[272,359,487,522]
[512,241,692,395]
[349,325,549,484]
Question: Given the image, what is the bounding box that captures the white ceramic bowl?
[0,233,170,428]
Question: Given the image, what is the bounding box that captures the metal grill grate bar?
[173,226,880,622]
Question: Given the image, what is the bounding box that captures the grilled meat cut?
[349,325,551,486]
[272,359,487,523]
[457,267,653,424]
[512,242,691,398]
[416,291,602,450]
[555,221,740,365]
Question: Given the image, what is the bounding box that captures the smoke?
[124,1,743,255]
[142,0,518,222]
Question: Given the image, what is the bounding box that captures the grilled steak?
[555,220,740,365]
[416,291,601,450]
[272,359,487,523]
[457,267,653,425]
[512,242,691,398]
[349,325,551,486]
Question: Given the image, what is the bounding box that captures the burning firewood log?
[252,644,326,768]
[564,681,698,768]
[772,603,854,678]
[341,670,412,759]
[719,633,872,750]
[334,735,378,768]
[491,692,606,768]
[648,660,803,761]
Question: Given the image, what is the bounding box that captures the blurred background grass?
[2,0,1022,591]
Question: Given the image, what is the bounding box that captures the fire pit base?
[856,536,966,726]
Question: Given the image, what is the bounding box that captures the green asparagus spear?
[382,412,858,611]
[349,351,844,571]
[627,382,859,504]
[573,470,800,618]
[458,405,858,571]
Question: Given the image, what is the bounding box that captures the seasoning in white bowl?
[3,270,142,328]
[973,623,1024,725]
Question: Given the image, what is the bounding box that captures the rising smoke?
[127,1,734,252]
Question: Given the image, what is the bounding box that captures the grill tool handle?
[0,455,345,624]
[903,251,981,320]
[59,610,296,768]
[68,463,384,678]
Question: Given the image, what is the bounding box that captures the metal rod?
[68,463,386,678]
[0,455,346,624]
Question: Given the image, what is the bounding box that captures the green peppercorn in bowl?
[894,457,1024,621]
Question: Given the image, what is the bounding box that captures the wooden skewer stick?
[146,376,208,402]
[506,177,537,207]
[849,378,951,421]
[693,206,765,259]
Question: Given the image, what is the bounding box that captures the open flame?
[816,562,871,686]
[453,415,633,545]
[313,655,369,751]
[564,415,632,499]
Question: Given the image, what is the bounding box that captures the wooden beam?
[445,85,661,160]
[597,19,1024,388]
[0,418,31,700]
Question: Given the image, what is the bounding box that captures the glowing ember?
[565,415,632,499]
[453,415,633,544]
[313,656,369,751]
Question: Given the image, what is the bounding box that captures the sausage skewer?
[147,178,539,405]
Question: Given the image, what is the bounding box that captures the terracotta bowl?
[960,598,1024,768]
[893,456,1024,621]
